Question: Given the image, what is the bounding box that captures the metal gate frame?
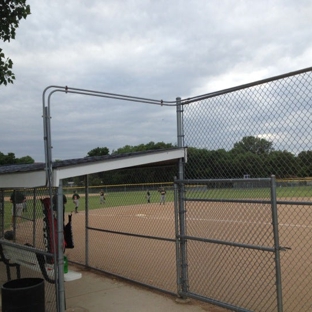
[174,176,284,312]
[42,86,178,311]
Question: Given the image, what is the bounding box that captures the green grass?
[2,190,175,229]
[276,186,312,197]
[2,186,311,230]
[187,185,312,199]
[64,190,175,212]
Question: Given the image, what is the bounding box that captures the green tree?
[112,141,174,154]
[0,152,15,165]
[0,0,31,85]
[297,151,312,177]
[0,151,34,165]
[232,136,273,155]
[208,149,232,178]
[90,142,176,185]
[87,147,109,157]
[267,150,298,179]
[16,155,34,164]
[185,148,227,179]
[231,152,265,178]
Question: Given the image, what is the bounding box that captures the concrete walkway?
[65,268,222,312]
[0,264,225,312]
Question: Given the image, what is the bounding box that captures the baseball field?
[4,187,312,311]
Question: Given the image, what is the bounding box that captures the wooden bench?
[0,239,81,283]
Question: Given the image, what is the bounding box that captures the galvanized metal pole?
[32,188,36,246]
[57,181,66,312]
[176,97,184,173]
[270,175,283,312]
[174,176,181,292]
[85,175,89,267]
[176,97,188,298]
[0,190,3,234]
[45,92,62,311]
[42,105,49,181]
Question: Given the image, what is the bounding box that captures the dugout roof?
[0,148,187,188]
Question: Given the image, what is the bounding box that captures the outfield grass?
[189,185,312,199]
[1,190,175,228]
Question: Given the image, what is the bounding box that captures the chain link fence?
[1,67,311,311]
[67,164,180,294]
[181,67,312,311]
[0,188,57,312]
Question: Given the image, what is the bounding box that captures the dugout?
[0,147,186,311]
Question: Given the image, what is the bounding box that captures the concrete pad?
[0,264,224,312]
[65,269,207,312]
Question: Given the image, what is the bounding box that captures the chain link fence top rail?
[181,68,312,311]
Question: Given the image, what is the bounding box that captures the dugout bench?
[0,239,81,283]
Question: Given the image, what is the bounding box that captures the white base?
[64,270,82,282]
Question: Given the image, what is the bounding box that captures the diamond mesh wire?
[185,185,274,246]
[187,242,277,311]
[66,165,180,294]
[0,188,57,311]
[182,68,312,311]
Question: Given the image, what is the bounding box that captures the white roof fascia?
[53,148,186,187]
[0,148,186,189]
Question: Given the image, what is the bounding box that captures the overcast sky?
[1,0,311,162]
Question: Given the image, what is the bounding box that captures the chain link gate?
[175,176,285,311]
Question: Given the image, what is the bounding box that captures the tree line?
[0,152,34,166]
[71,137,312,186]
[185,136,312,180]
[81,142,177,186]
[1,137,312,185]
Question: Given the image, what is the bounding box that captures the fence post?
[0,190,3,235]
[174,177,181,291]
[56,181,66,312]
[32,188,37,246]
[176,97,189,299]
[85,175,89,267]
[270,175,284,312]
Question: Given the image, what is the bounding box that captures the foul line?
[88,213,311,228]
